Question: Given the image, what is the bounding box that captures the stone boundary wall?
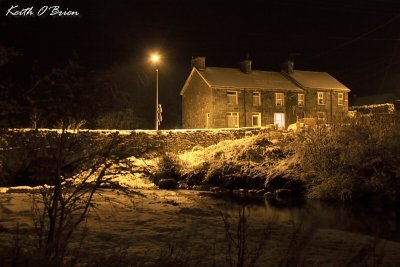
[117,128,270,156]
[7,127,271,156]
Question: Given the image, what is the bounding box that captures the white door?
[274,113,285,129]
[227,112,239,128]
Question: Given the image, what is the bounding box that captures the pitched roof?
[283,70,350,91]
[198,67,303,91]
[180,66,350,95]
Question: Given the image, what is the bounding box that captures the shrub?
[152,153,184,184]
[293,114,400,202]
[204,160,264,189]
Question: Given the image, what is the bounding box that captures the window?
[317,112,326,122]
[298,94,305,107]
[275,93,284,106]
[253,92,261,106]
[317,92,326,105]
[227,112,239,128]
[252,113,261,127]
[274,113,285,128]
[338,93,344,105]
[227,91,238,105]
[205,113,210,128]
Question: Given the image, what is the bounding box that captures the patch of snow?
[350,103,395,114]
[0,188,8,193]
[287,123,297,131]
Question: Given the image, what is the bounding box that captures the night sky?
[1,0,400,128]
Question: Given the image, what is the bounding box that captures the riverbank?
[149,114,400,204]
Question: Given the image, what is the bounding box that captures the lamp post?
[151,54,160,130]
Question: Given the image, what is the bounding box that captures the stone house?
[180,57,350,129]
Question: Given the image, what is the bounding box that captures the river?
[1,188,400,266]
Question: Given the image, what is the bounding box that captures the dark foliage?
[0,47,144,129]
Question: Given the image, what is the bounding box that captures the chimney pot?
[282,60,294,74]
[240,59,252,74]
[191,57,206,70]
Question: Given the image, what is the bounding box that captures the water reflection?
[201,191,400,242]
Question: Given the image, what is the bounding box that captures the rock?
[233,189,248,196]
[210,187,230,193]
[256,189,266,195]
[265,175,305,197]
[178,181,189,189]
[275,189,292,199]
[158,178,177,190]
[192,185,210,191]
[210,187,221,192]
[163,200,178,206]
[264,191,274,199]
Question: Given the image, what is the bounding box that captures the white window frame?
[227,91,238,105]
[317,92,326,105]
[338,92,344,106]
[298,93,305,107]
[275,93,284,106]
[227,112,239,128]
[251,112,261,127]
[317,111,326,122]
[252,92,261,106]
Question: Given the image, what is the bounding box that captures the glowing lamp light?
[151,54,160,63]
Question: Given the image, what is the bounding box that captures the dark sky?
[1,0,400,128]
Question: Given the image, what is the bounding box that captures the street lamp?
[150,53,160,130]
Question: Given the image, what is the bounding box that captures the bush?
[293,114,400,202]
[204,160,264,189]
[174,133,284,190]
[151,153,184,185]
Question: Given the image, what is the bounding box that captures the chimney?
[191,56,206,71]
[282,60,294,74]
[240,59,252,74]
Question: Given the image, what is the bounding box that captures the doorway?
[274,113,285,129]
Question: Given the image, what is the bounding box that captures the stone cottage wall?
[181,71,213,129]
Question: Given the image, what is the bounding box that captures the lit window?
[252,113,261,127]
[274,113,285,128]
[317,111,326,122]
[317,92,326,105]
[227,112,239,128]
[275,93,284,106]
[253,92,261,106]
[298,94,305,107]
[227,91,238,105]
[338,93,344,105]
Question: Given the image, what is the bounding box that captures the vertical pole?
[155,68,159,131]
